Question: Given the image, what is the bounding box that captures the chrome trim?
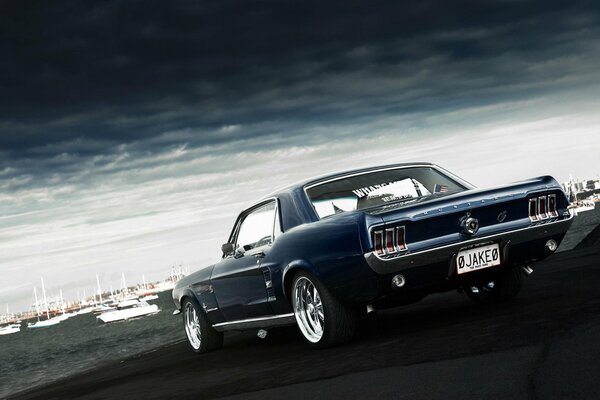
[292,276,324,343]
[304,164,473,192]
[363,214,573,274]
[529,198,539,222]
[385,227,396,253]
[212,313,295,332]
[538,196,548,220]
[374,230,384,256]
[548,194,558,218]
[521,265,534,275]
[369,224,409,259]
[462,217,480,235]
[184,302,202,350]
[396,226,407,251]
[224,197,280,258]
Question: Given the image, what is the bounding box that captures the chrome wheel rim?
[293,276,324,343]
[184,302,202,350]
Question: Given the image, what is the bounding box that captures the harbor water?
[0,291,184,399]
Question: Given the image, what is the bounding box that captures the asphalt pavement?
[11,245,600,400]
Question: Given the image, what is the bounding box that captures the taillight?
[548,194,558,217]
[538,196,548,219]
[529,194,559,222]
[374,230,384,256]
[529,198,539,222]
[396,226,407,251]
[373,226,407,256]
[385,228,395,253]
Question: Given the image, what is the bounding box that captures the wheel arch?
[282,259,319,302]
[178,289,202,310]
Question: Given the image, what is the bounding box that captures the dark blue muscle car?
[172,163,573,352]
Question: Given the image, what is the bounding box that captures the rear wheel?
[182,298,223,353]
[464,267,523,304]
[291,271,357,348]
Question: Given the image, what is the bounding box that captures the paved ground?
[11,246,600,400]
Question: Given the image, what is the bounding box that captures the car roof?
[259,161,436,201]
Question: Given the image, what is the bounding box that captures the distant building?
[586,180,596,190]
[562,175,600,203]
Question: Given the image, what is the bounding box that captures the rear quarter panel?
[269,211,381,307]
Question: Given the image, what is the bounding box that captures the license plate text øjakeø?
[456,243,501,274]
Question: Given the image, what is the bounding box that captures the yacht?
[96,299,159,323]
[0,323,21,335]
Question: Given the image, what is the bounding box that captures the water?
[0,292,185,399]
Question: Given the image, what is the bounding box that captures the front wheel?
[182,298,223,353]
[291,271,357,348]
[464,267,523,304]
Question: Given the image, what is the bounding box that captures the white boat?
[141,294,159,302]
[0,323,21,335]
[28,317,62,329]
[76,307,95,315]
[91,304,115,314]
[96,300,159,323]
[27,278,63,329]
[54,311,77,322]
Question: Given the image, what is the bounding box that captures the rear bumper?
[364,214,574,275]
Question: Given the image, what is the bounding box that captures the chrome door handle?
[253,251,266,259]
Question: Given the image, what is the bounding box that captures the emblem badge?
[460,212,479,235]
[497,210,507,222]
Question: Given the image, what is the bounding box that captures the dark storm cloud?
[1,0,600,190]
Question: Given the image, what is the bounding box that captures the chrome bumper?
[364,215,573,275]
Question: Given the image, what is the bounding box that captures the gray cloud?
[2,1,600,169]
[2,0,600,310]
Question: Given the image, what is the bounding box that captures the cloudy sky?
[1,0,600,312]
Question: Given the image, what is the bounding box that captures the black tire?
[181,298,223,353]
[291,271,357,348]
[464,267,523,304]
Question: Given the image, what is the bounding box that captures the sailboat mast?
[59,289,65,314]
[96,275,103,304]
[121,272,127,296]
[33,287,40,320]
[41,277,50,319]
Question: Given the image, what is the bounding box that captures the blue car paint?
[172,164,571,328]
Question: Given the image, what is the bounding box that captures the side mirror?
[221,242,235,255]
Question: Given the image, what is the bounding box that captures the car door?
[210,199,279,322]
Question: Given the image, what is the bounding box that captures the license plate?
[456,243,501,274]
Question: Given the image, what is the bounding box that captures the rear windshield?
[306,167,467,218]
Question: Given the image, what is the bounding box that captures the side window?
[235,201,276,251]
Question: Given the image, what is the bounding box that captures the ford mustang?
[172,163,573,352]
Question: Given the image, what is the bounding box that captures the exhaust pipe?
[366,304,376,315]
[520,266,533,276]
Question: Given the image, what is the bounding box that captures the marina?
[0,266,187,330]
[0,290,183,399]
